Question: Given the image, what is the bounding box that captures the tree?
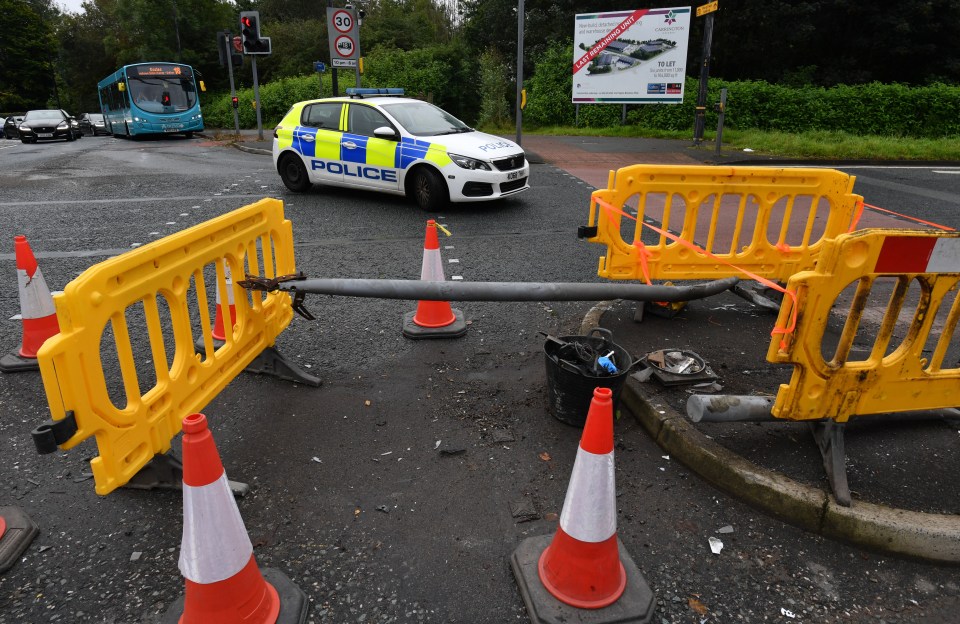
[0,0,60,110]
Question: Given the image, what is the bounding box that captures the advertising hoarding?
[573,7,692,104]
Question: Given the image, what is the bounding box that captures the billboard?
[573,7,691,104]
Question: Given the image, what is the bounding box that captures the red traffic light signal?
[239,11,271,55]
[231,96,239,108]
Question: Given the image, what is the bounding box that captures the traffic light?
[217,30,243,67]
[239,11,272,55]
[231,96,239,109]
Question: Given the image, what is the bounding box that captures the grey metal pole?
[271,276,739,302]
[515,0,524,146]
[225,34,240,139]
[251,56,264,141]
[328,0,339,97]
[687,395,775,423]
[693,13,714,145]
[714,87,727,157]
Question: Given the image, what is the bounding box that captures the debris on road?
[708,537,723,555]
[510,499,539,523]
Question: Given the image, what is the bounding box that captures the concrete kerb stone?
[582,302,960,564]
[198,131,271,156]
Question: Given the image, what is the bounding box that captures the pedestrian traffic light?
[239,11,272,55]
[231,96,239,109]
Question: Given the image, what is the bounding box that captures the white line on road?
[0,194,269,207]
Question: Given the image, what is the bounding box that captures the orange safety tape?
[862,202,955,231]
[595,198,799,349]
[849,197,865,232]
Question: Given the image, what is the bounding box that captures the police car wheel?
[410,168,448,212]
[279,154,311,193]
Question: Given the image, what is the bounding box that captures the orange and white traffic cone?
[0,235,60,373]
[162,413,308,624]
[511,387,654,623]
[402,220,467,339]
[211,262,236,342]
[0,506,39,574]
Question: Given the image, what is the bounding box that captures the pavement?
[205,128,960,563]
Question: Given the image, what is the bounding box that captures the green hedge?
[525,41,960,138]
[202,74,328,129]
[203,41,960,139]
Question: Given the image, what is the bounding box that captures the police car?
[272,88,529,210]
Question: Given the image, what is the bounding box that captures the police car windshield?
[380,102,472,137]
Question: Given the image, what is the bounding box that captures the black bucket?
[543,328,634,427]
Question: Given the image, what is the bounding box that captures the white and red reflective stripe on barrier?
[178,472,254,584]
[558,446,617,544]
[17,266,56,320]
[875,236,960,274]
[217,263,235,305]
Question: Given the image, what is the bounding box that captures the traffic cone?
[510,387,654,623]
[402,220,467,339]
[212,262,236,342]
[194,261,236,355]
[162,413,308,624]
[0,235,60,373]
[0,506,39,574]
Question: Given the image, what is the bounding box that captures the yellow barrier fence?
[767,228,960,422]
[36,199,296,495]
[585,165,863,282]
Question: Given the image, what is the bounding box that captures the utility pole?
[693,3,717,145]
[515,0,524,146]
[171,0,182,62]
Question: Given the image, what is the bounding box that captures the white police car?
[272,88,529,210]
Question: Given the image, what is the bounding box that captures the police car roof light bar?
[345,88,405,98]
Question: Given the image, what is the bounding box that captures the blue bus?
[97,62,205,138]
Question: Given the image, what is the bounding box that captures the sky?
[56,0,86,14]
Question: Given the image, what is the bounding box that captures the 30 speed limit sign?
[331,9,353,33]
[327,7,359,62]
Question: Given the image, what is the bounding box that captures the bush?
[524,40,960,138]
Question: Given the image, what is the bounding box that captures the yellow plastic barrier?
[767,229,960,422]
[37,199,296,495]
[586,165,863,282]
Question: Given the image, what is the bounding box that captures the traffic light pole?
[251,56,264,141]
[224,33,240,138]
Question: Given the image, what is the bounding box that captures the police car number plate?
[506,169,525,181]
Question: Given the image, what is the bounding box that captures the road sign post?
[315,61,326,97]
[328,6,360,95]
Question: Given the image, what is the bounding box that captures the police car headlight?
[449,153,492,171]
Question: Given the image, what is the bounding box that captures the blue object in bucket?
[597,351,618,373]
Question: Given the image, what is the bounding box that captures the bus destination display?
[128,64,192,79]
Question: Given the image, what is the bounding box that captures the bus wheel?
[279,154,311,193]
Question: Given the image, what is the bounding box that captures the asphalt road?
[1,134,959,623]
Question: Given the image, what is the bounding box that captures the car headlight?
[19,124,31,132]
[449,153,492,171]
[57,121,68,129]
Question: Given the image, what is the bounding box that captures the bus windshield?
[129,76,196,114]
